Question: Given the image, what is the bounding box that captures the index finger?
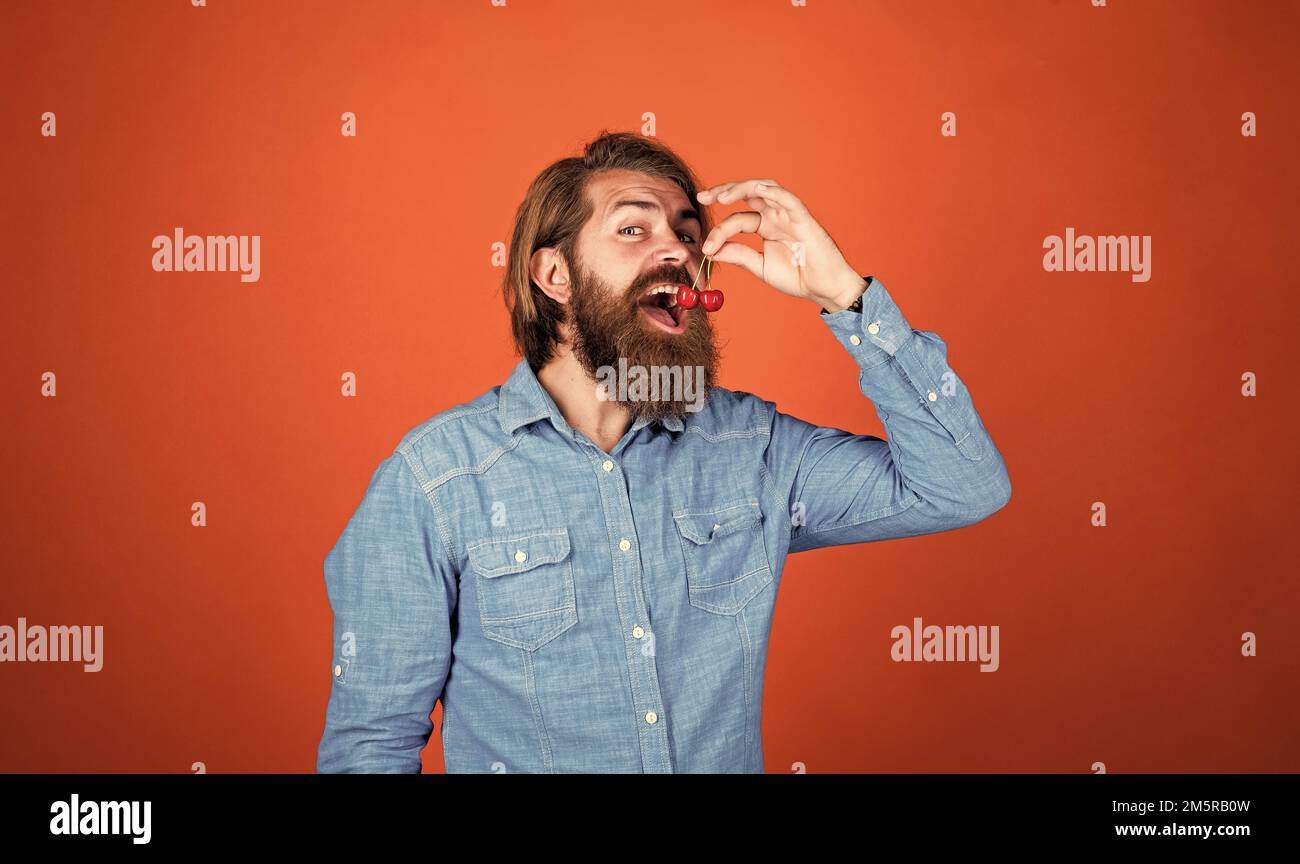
[697,178,777,202]
[717,181,811,223]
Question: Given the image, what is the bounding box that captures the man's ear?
[530,246,571,305]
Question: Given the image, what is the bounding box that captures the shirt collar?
[497,358,685,436]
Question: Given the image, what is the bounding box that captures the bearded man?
[316,131,1011,774]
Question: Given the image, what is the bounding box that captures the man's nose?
[654,232,695,274]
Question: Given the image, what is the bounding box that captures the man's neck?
[536,349,632,453]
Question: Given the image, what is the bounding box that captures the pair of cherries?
[676,284,724,312]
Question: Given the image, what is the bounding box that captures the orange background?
[2,0,1297,773]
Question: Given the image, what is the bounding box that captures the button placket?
[585,445,671,771]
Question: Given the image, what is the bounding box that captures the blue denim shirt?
[316,277,1011,773]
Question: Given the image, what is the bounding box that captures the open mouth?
[636,283,687,334]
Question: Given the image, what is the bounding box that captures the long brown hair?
[502,130,712,371]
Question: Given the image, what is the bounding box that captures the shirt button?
[632,625,644,639]
[927,391,937,402]
[515,549,527,563]
[333,664,342,677]
[867,321,880,335]
[619,538,631,552]
[849,335,862,346]
[645,711,658,724]
[601,459,613,472]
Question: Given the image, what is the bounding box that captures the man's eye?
[619,226,698,243]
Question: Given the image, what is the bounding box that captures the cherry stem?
[689,255,713,293]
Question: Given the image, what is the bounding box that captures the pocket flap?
[673,501,762,545]
[467,528,571,578]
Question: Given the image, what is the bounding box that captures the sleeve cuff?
[818,277,913,370]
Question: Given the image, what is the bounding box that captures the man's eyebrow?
[606,199,701,227]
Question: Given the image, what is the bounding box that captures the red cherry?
[676,284,699,309]
[700,289,724,312]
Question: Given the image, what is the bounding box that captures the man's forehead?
[589,172,692,212]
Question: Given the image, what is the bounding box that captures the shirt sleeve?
[762,277,1012,553]
[316,448,457,773]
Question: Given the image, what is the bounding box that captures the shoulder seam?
[404,401,499,449]
[681,391,771,441]
[423,434,526,492]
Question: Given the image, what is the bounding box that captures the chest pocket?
[466,527,577,651]
[673,499,773,615]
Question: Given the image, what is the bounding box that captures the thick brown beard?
[567,257,720,422]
